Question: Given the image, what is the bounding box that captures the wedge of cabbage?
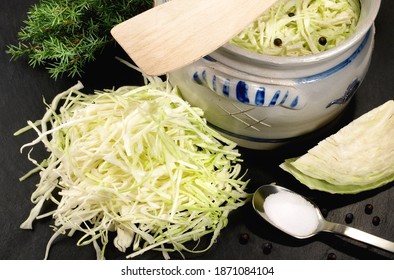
[280,100,394,194]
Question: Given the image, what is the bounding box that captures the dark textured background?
[1,0,393,260]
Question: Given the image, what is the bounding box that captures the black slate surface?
[1,0,393,260]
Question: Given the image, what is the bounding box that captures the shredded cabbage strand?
[16,81,250,259]
[230,0,361,56]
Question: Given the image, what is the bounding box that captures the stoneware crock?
[155,0,381,149]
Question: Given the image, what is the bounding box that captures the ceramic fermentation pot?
[155,0,381,149]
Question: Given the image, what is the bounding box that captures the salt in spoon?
[252,184,394,254]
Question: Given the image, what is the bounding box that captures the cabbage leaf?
[280,100,394,194]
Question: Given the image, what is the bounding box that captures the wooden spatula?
[111,0,278,76]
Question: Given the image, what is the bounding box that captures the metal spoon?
[252,184,394,254]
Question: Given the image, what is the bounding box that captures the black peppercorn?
[239,232,249,245]
[288,12,295,17]
[365,204,373,215]
[262,242,273,255]
[372,216,381,226]
[345,213,354,224]
[274,38,283,47]
[318,36,327,46]
[327,252,337,260]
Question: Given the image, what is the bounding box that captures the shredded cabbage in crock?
[230,0,361,56]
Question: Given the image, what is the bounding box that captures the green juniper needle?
[7,0,153,79]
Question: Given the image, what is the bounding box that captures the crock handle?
[190,68,305,109]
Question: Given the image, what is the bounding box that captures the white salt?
[263,191,320,237]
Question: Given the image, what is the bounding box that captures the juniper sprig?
[7,0,153,79]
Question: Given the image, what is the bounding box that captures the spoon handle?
[322,221,394,254]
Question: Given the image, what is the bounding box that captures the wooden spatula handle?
[111,0,278,76]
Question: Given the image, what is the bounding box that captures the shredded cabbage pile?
[280,100,394,194]
[230,0,361,56]
[16,80,249,259]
